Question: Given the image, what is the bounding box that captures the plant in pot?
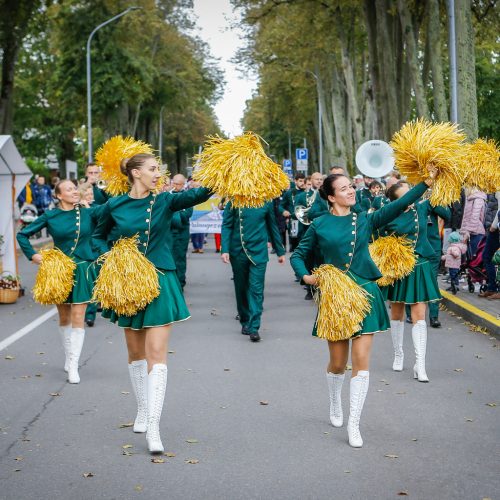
[0,272,21,304]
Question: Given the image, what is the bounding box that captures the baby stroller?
[464,235,488,294]
[19,204,38,230]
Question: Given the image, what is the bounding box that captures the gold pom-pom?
[95,136,155,196]
[33,248,76,305]
[312,265,371,342]
[463,138,500,193]
[390,119,467,206]
[369,235,416,286]
[192,132,290,208]
[93,235,160,316]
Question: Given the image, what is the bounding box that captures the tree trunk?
[317,75,337,168]
[330,63,348,161]
[0,40,18,133]
[454,0,478,140]
[397,0,430,119]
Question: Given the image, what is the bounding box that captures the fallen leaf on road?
[464,418,474,422]
[467,390,472,394]
[4,355,15,360]
[14,457,23,461]
[223,368,230,371]
[122,450,133,457]
[377,389,383,392]
[122,444,133,449]
[21,438,30,442]
[119,422,134,429]
[323,432,329,435]
[168,350,175,354]
[37,352,45,355]
[485,402,497,407]
[83,472,94,478]
[397,492,409,496]
[14,469,21,472]
[186,439,198,444]
[134,485,143,492]
[344,470,351,473]
[164,452,176,457]
[210,309,218,316]
[121,391,130,395]
[396,392,406,395]
[384,454,399,459]
[411,438,418,442]
[49,392,61,397]
[379,379,387,383]
[454,368,464,372]
[151,458,165,464]
[185,459,199,464]
[20,375,31,379]
[259,401,269,405]
[35,374,42,377]
[475,354,483,359]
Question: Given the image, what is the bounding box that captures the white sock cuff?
[130,359,147,367]
[356,370,369,379]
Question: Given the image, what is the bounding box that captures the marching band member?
[291,172,435,448]
[17,180,101,384]
[380,183,449,381]
[93,153,212,453]
[221,202,286,342]
[279,172,306,252]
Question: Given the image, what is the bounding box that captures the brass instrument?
[294,189,317,226]
[96,179,107,190]
[355,140,394,178]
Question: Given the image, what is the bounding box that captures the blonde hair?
[78,181,93,199]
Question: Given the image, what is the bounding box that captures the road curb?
[440,288,500,338]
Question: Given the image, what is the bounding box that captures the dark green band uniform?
[93,187,212,330]
[378,198,449,304]
[221,201,286,334]
[290,182,429,339]
[17,205,103,304]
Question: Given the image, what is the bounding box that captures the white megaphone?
[355,140,395,178]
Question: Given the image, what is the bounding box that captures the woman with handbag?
[290,171,436,448]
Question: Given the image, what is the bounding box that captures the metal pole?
[158,106,164,163]
[288,130,292,162]
[446,0,458,123]
[86,7,141,162]
[318,91,323,174]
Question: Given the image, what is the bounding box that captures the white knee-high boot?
[67,328,85,384]
[390,320,405,371]
[128,360,148,433]
[326,373,344,427]
[146,363,168,454]
[347,370,369,448]
[58,325,72,373]
[412,320,429,382]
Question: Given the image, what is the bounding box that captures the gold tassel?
[463,138,500,193]
[369,235,416,286]
[192,132,290,208]
[390,119,467,206]
[33,248,76,305]
[95,136,156,196]
[93,235,160,316]
[312,265,371,342]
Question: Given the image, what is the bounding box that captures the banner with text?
[189,195,223,234]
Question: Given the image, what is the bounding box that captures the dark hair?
[294,172,306,180]
[120,154,156,183]
[329,165,344,174]
[54,179,77,197]
[319,174,349,204]
[369,180,383,190]
[386,182,407,201]
[86,163,97,170]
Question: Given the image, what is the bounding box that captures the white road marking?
[0,308,58,352]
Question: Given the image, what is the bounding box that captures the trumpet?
[96,179,107,190]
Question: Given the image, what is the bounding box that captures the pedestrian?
[290,172,435,448]
[478,192,499,298]
[460,188,487,257]
[442,231,467,294]
[380,183,444,382]
[32,176,53,217]
[17,180,101,384]
[221,201,286,342]
[169,174,193,289]
[92,153,212,454]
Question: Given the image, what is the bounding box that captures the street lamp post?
[86,7,141,162]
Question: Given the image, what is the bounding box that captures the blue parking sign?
[283,159,292,168]
[296,148,308,160]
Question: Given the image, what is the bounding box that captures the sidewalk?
[437,274,500,337]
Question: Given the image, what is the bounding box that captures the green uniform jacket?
[93,188,211,270]
[170,194,194,238]
[378,197,449,260]
[291,182,428,280]
[419,200,451,254]
[355,188,372,205]
[279,187,304,221]
[17,205,104,262]
[221,202,286,265]
[361,195,388,212]
[92,185,109,206]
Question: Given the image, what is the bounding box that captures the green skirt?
[64,261,97,305]
[312,271,390,340]
[383,257,441,304]
[102,270,190,330]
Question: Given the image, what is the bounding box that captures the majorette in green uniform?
[17,180,103,385]
[92,152,212,455]
[221,201,286,342]
[169,175,193,289]
[378,183,450,382]
[290,173,431,448]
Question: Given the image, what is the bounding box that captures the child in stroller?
[462,231,489,294]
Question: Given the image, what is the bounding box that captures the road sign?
[296,159,308,173]
[296,148,308,160]
[283,159,292,168]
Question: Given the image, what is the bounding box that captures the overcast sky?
[192,0,256,137]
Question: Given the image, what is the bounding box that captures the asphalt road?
[0,247,499,500]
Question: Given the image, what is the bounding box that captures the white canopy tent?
[0,136,33,275]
